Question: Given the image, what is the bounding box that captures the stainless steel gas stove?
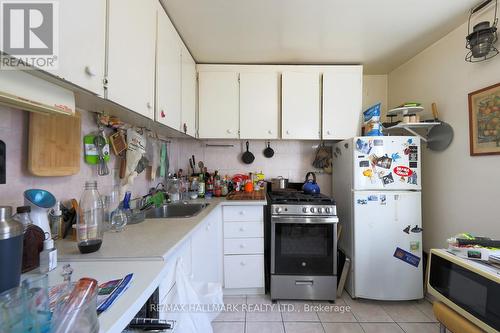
[265,188,339,302]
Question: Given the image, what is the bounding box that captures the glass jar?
[77,181,104,254]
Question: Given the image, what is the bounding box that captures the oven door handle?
[271,216,338,224]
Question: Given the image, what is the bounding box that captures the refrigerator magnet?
[381,173,395,185]
[410,241,420,252]
[411,225,423,233]
[367,195,378,202]
[391,152,401,162]
[393,247,421,268]
[403,225,411,234]
[357,199,368,205]
[356,138,373,154]
[359,160,370,168]
[380,195,387,205]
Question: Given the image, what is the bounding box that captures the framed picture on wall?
[468,82,500,156]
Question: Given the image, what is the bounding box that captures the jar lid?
[0,206,24,239]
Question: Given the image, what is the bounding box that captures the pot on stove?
[302,172,320,194]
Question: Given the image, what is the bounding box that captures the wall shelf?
[384,122,441,142]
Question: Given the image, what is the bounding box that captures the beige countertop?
[57,197,266,262]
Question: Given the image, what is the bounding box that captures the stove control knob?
[302,207,308,213]
[325,207,332,214]
[310,207,316,213]
[317,207,324,214]
[275,207,282,214]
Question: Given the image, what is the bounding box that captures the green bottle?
[198,173,205,198]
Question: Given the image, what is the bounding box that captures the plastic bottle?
[40,233,57,273]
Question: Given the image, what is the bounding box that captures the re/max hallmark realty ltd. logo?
[0,0,59,69]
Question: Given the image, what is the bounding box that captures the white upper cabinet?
[198,71,239,139]
[322,66,363,140]
[55,0,106,96]
[281,72,321,140]
[181,44,197,137]
[156,5,182,130]
[107,0,156,119]
[239,72,280,139]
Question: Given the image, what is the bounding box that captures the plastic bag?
[172,258,223,333]
[363,103,383,136]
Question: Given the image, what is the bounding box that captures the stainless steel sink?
[145,203,209,219]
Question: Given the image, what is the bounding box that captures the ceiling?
[162,0,479,74]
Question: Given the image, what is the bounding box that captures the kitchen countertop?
[25,260,167,333]
[57,197,266,262]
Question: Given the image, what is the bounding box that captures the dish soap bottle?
[40,233,57,273]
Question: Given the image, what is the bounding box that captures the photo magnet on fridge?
[380,195,386,205]
[393,247,421,268]
[356,138,373,154]
[410,241,420,252]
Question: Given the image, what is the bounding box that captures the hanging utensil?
[427,103,454,151]
[94,135,109,176]
[242,141,255,164]
[263,141,274,158]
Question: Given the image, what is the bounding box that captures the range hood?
[0,69,75,116]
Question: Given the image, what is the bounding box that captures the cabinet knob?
[183,123,187,134]
[286,130,290,135]
[160,109,165,118]
[227,129,233,134]
[268,130,273,135]
[239,244,246,248]
[240,261,246,266]
[239,211,245,215]
[147,102,152,109]
[327,130,332,135]
[84,66,96,77]
[239,227,245,232]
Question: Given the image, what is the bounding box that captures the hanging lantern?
[465,0,499,62]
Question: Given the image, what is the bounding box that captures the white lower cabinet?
[191,207,223,284]
[224,255,264,289]
[223,205,265,291]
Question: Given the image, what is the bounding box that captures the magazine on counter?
[97,273,134,313]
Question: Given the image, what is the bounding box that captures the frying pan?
[242,141,255,164]
[263,141,274,158]
[427,103,454,151]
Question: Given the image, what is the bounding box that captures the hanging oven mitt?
[160,143,166,178]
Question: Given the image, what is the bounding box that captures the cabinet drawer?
[224,255,264,289]
[223,206,263,222]
[224,238,263,255]
[224,222,263,238]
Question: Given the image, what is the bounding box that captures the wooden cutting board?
[226,190,266,201]
[28,110,81,176]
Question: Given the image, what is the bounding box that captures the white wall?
[363,75,388,117]
[388,8,500,251]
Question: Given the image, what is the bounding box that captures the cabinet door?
[107,0,156,119]
[156,6,182,129]
[54,0,105,96]
[181,44,197,137]
[281,72,321,140]
[198,72,239,139]
[322,66,363,140]
[191,208,222,284]
[239,72,279,139]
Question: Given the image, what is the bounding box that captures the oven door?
[271,216,337,276]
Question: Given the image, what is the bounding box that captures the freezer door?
[353,191,423,300]
[353,136,421,190]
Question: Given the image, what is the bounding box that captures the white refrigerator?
[333,136,423,300]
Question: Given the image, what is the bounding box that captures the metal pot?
[271,176,288,190]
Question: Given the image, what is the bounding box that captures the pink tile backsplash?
[169,139,332,196]
[0,105,333,210]
[0,106,167,208]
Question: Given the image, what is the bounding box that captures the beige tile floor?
[212,293,439,333]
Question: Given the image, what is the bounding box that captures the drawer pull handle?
[240,262,246,266]
[295,280,314,286]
